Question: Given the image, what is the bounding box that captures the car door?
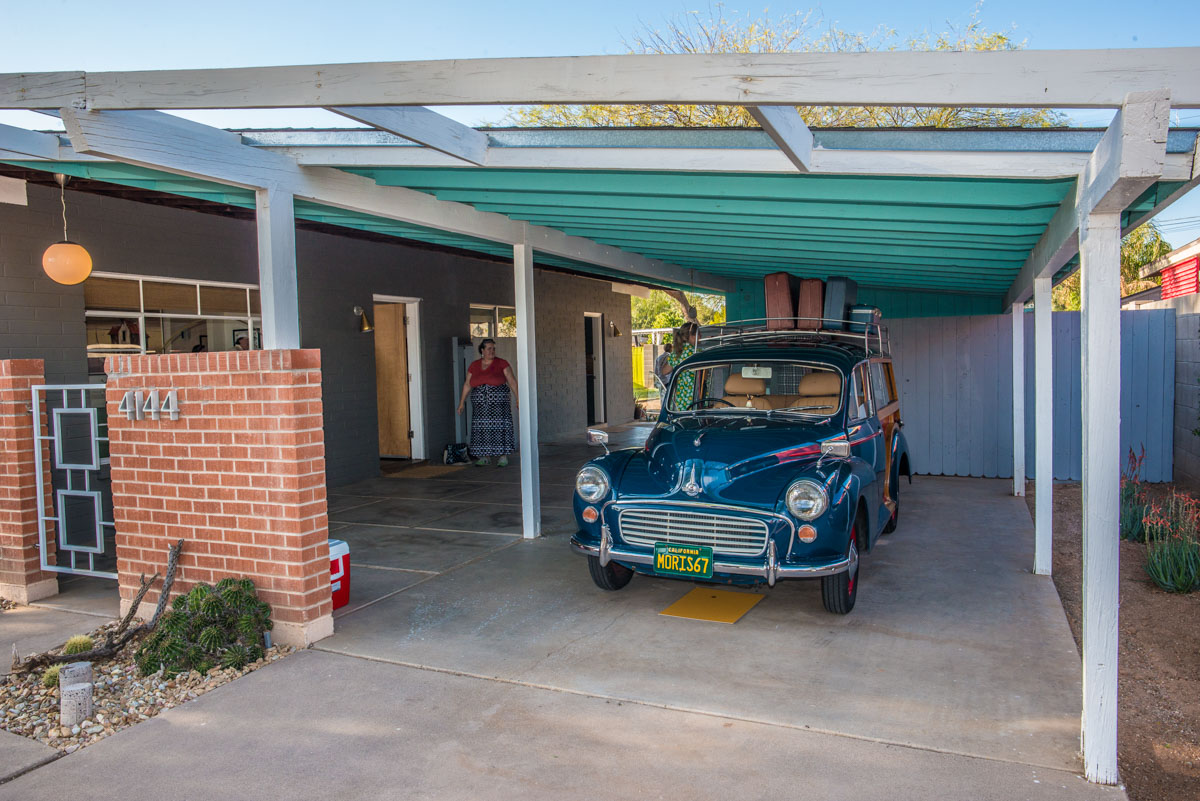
[846,362,883,542]
[870,359,902,519]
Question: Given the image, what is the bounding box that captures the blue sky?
[2,0,1197,246]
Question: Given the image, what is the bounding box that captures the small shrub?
[1120,446,1150,542]
[134,578,272,677]
[1142,492,1200,593]
[62,635,94,655]
[41,664,61,688]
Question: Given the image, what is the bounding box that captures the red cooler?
[329,539,350,610]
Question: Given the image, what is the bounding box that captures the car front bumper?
[569,522,855,586]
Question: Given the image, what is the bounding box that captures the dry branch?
[9,539,184,674]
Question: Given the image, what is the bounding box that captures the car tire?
[821,528,859,614]
[588,556,634,591]
[882,474,899,534]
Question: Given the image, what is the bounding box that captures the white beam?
[514,242,541,539]
[747,106,812,172]
[1079,212,1121,785]
[328,106,490,166]
[1003,90,1171,307]
[254,186,300,350]
[1011,302,1025,497]
[4,49,1199,110]
[1033,277,1054,576]
[0,123,60,160]
[270,143,1121,178]
[57,108,730,293]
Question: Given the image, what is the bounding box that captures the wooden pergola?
[3,47,1199,783]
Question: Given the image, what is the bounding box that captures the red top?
[468,357,511,387]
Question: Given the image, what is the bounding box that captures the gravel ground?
[1,619,294,754]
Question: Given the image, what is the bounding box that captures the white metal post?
[1011,301,1026,496]
[1034,277,1054,575]
[254,186,300,350]
[514,242,542,539]
[1079,211,1121,785]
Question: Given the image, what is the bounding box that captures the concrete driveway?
[1,425,1125,799]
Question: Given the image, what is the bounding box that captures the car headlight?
[786,479,828,520]
[576,465,610,502]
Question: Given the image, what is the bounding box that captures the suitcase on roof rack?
[847,304,882,334]
[796,279,824,330]
[764,272,799,330]
[823,277,858,330]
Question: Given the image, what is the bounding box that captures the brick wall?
[0,359,58,603]
[104,350,333,647]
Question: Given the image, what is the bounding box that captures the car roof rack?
[697,318,891,357]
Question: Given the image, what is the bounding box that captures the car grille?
[617,508,769,556]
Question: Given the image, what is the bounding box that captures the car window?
[870,361,896,407]
[667,360,842,415]
[848,364,872,421]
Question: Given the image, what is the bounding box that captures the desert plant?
[1142,493,1200,593]
[134,578,272,677]
[1120,446,1150,542]
[41,664,61,688]
[62,635,94,655]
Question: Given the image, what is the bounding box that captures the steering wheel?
[686,397,735,410]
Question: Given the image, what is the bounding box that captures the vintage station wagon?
[570,320,910,613]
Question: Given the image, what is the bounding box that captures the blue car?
[570,321,910,614]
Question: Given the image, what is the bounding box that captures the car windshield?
[666,360,843,416]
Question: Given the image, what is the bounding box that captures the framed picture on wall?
[232,328,263,350]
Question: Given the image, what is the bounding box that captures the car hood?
[619,415,843,504]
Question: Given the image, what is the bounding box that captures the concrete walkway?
[1,426,1127,799]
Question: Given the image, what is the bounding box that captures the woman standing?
[667,322,699,410]
[457,338,519,466]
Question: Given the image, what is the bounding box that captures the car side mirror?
[586,429,610,454]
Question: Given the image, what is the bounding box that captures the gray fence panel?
[890,310,1174,481]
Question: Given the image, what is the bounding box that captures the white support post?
[1033,276,1054,576]
[254,186,300,350]
[1079,211,1122,785]
[514,242,541,539]
[1011,301,1026,497]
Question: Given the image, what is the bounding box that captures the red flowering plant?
[1119,445,1150,542]
[1141,490,1200,593]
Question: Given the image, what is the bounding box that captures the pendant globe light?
[41,174,92,285]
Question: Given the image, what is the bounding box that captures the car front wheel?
[821,531,859,614]
[588,555,633,591]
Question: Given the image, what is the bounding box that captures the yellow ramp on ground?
[660,588,764,624]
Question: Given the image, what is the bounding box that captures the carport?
[2,47,1199,783]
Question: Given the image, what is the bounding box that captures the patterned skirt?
[469,384,515,457]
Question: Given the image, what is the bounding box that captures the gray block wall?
[1,182,634,487]
[1173,314,1200,491]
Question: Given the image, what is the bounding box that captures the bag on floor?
[443,442,470,464]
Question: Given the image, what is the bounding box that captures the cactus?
[135,578,271,677]
[41,664,62,688]
[62,635,94,655]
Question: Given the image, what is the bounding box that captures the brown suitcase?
[764,272,798,330]
[796,278,824,330]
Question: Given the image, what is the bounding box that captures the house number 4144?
[116,390,180,421]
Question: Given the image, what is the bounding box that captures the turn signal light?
[797,525,818,543]
[582,506,599,523]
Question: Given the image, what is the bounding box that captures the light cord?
[60,181,68,241]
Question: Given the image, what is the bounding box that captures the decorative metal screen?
[33,384,117,579]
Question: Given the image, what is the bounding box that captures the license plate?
[653,542,714,579]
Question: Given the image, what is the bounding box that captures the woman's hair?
[478,338,496,354]
[678,321,698,340]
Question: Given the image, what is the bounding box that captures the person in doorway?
[667,322,699,411]
[654,338,674,385]
[456,338,519,466]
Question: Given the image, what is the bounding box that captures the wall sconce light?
[353,305,373,333]
[609,321,623,338]
[42,174,92,285]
